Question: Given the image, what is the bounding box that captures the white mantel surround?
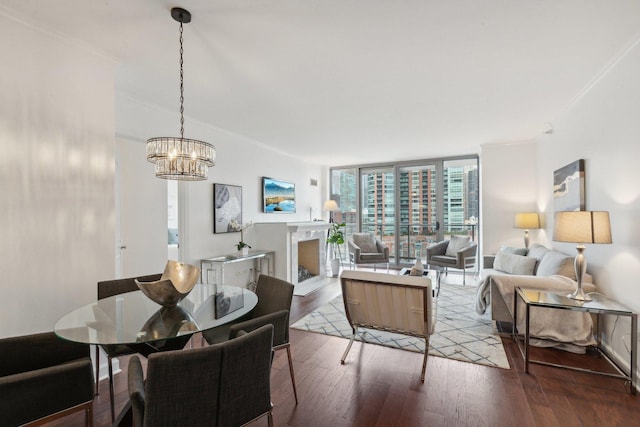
[251,222,330,285]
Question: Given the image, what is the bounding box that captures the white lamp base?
[567,245,591,302]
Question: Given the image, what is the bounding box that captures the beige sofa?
[476,244,596,352]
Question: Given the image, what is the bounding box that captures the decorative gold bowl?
[135,260,200,308]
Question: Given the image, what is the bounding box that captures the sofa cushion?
[352,233,378,253]
[445,235,470,256]
[494,252,537,275]
[536,250,576,279]
[500,246,528,256]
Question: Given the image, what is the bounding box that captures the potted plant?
[327,222,345,276]
[230,220,253,256]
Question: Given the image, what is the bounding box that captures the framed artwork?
[262,177,296,213]
[553,159,585,212]
[213,184,243,233]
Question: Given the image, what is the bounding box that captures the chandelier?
[146,7,216,180]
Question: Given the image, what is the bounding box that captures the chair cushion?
[360,253,387,261]
[431,255,457,266]
[445,235,470,256]
[352,233,378,253]
[494,251,537,275]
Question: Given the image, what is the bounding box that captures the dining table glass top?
[54,283,257,346]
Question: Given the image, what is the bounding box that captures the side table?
[200,250,275,286]
[513,287,637,394]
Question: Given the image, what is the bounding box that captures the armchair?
[348,232,390,272]
[0,331,94,426]
[425,235,477,285]
[340,271,436,382]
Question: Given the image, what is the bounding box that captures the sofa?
[476,243,596,352]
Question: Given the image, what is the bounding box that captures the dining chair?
[206,274,299,404]
[96,273,161,422]
[0,331,94,426]
[128,324,274,427]
[202,274,298,404]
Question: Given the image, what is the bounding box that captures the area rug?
[291,282,510,369]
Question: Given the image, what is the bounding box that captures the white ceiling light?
[146,7,216,181]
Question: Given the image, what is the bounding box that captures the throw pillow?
[526,243,549,261]
[494,251,537,275]
[445,235,471,256]
[352,233,378,253]
[499,246,528,256]
[536,250,576,279]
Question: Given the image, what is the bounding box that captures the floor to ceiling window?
[330,156,478,268]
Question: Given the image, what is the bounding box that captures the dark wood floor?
[48,274,637,427]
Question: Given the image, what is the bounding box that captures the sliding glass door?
[330,156,478,269]
[397,164,438,263]
[360,167,396,263]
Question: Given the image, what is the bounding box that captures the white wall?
[534,37,640,369]
[481,37,640,378]
[116,94,327,271]
[480,140,539,256]
[0,14,116,338]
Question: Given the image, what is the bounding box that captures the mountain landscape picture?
[262,177,295,213]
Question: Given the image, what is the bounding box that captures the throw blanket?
[475,273,596,353]
[475,273,494,314]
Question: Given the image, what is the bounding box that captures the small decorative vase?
[241,247,249,256]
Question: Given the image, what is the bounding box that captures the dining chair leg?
[285,344,298,404]
[94,346,100,396]
[107,356,115,422]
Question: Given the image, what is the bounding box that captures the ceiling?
[2,1,640,166]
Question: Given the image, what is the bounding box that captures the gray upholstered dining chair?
[96,273,161,421]
[128,324,274,427]
[0,331,94,426]
[425,235,477,284]
[348,232,390,272]
[204,274,299,404]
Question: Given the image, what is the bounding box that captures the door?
[115,137,169,277]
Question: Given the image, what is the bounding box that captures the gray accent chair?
[128,324,274,427]
[348,232,390,272]
[96,273,162,421]
[204,274,298,404]
[425,236,477,284]
[0,331,94,426]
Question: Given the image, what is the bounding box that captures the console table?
[200,249,275,286]
[513,287,637,394]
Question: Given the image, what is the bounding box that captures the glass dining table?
[54,283,258,357]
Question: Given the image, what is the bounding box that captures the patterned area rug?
[291,282,510,369]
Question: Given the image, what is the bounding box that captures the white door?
[115,137,168,277]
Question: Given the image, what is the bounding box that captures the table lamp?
[552,211,612,301]
[514,212,540,248]
[323,199,339,223]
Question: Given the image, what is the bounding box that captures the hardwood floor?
[46,272,637,427]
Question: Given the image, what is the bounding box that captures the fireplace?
[250,222,330,286]
[297,238,320,282]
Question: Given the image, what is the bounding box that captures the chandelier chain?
[179,20,185,139]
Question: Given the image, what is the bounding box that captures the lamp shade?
[553,211,612,244]
[514,212,540,229]
[323,199,339,212]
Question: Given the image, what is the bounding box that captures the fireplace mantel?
[250,222,330,285]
